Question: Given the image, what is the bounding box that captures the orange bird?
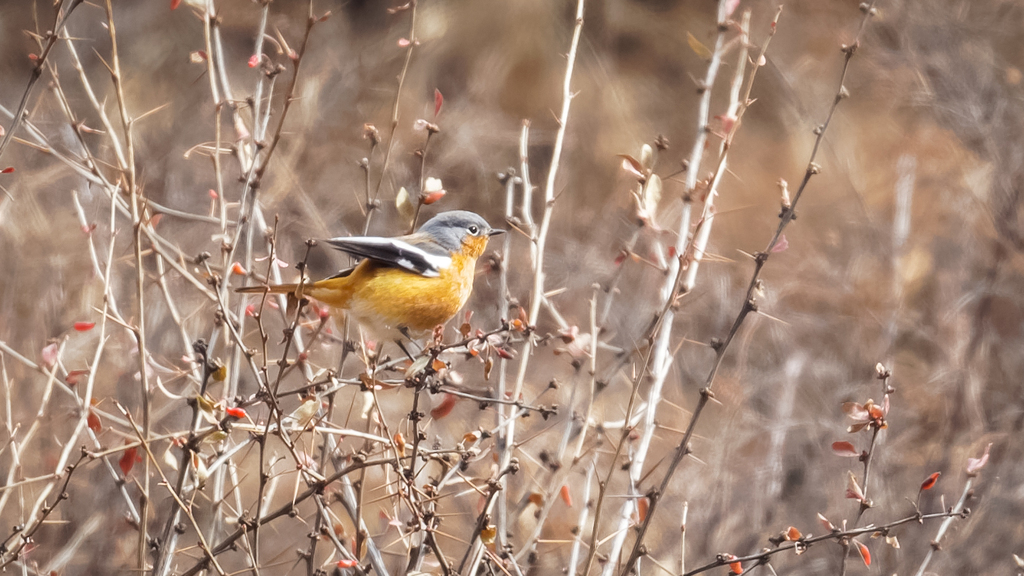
[237,210,504,340]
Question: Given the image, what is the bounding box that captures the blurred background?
[0,0,1021,574]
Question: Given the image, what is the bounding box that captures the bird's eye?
[467,225,480,235]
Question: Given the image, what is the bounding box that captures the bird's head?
[418,210,504,259]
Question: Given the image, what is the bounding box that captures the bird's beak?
[487,229,506,236]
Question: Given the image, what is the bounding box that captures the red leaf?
[434,88,444,117]
[727,555,742,574]
[245,304,256,317]
[119,446,141,476]
[1,167,14,174]
[231,262,246,276]
[208,188,218,199]
[421,190,446,205]
[430,394,457,420]
[248,54,260,68]
[831,441,859,457]
[920,471,940,491]
[855,540,871,566]
[785,526,802,541]
[170,0,182,9]
[495,347,515,360]
[336,559,358,569]
[559,484,572,507]
[65,369,89,386]
[74,321,95,332]
[87,410,102,433]
[225,406,247,419]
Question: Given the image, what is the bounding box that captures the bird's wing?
[324,235,452,278]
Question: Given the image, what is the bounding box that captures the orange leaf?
[87,410,102,433]
[431,358,446,372]
[336,559,358,568]
[920,471,940,491]
[831,441,859,457]
[855,540,871,566]
[528,493,544,506]
[725,555,742,574]
[393,432,406,458]
[430,394,457,420]
[785,526,802,541]
[230,262,246,276]
[637,496,649,522]
[560,484,572,507]
[421,190,446,205]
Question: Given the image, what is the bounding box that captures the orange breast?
[307,253,476,338]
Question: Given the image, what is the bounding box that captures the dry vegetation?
[0,0,1020,575]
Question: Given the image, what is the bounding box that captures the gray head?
[417,210,503,252]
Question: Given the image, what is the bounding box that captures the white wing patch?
[325,236,451,277]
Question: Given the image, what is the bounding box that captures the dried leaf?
[87,409,102,433]
[640,144,654,171]
[480,525,497,545]
[405,355,431,378]
[637,496,649,522]
[40,342,59,368]
[842,401,869,420]
[119,445,141,476]
[65,369,89,386]
[434,88,444,117]
[966,442,992,475]
[289,396,320,429]
[846,471,865,502]
[687,31,713,60]
[817,513,835,531]
[393,432,406,458]
[430,394,457,420]
[396,187,414,221]
[618,154,644,178]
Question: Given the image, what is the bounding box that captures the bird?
[237,210,504,342]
